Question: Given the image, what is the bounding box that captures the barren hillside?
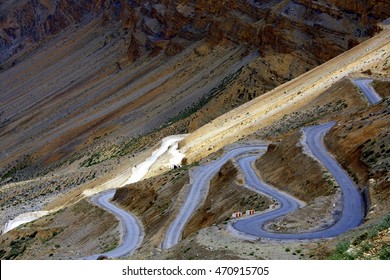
[0,0,389,260]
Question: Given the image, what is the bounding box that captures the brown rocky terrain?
[256,133,333,203]
[326,99,390,215]
[3,0,387,67]
[0,0,389,261]
[146,78,389,260]
[372,80,390,97]
[255,131,340,233]
[0,199,119,259]
[183,160,271,238]
[112,163,191,253]
[1,0,388,189]
[180,27,390,164]
[111,157,271,257]
[232,78,371,233]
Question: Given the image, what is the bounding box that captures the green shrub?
[379,245,390,260]
[329,241,355,260]
[367,213,390,239]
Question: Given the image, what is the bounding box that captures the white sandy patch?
[3,211,49,234]
[168,140,186,167]
[83,134,187,197]
[3,134,187,235]
[126,135,187,184]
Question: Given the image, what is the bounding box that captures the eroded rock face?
[1,0,389,65]
[0,0,103,64]
[322,0,390,23]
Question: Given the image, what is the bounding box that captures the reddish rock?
[1,0,389,65]
[165,38,186,56]
[127,34,141,62]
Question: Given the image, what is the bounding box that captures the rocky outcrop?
[0,0,104,64]
[238,0,389,62]
[1,0,389,65]
[321,0,390,24]
[127,34,141,62]
[119,1,138,31]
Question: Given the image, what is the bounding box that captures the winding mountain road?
[232,122,363,239]
[83,190,144,260]
[352,78,382,105]
[162,122,363,248]
[162,145,268,249]
[84,75,378,250]
[81,120,367,252]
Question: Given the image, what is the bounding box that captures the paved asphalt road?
[83,190,143,260]
[84,121,364,254]
[232,122,363,239]
[162,145,268,249]
[352,78,382,105]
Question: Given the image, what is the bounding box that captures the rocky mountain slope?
[2,0,387,67]
[0,0,389,260]
[1,0,388,181]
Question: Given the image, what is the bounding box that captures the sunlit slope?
[180,27,390,163]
